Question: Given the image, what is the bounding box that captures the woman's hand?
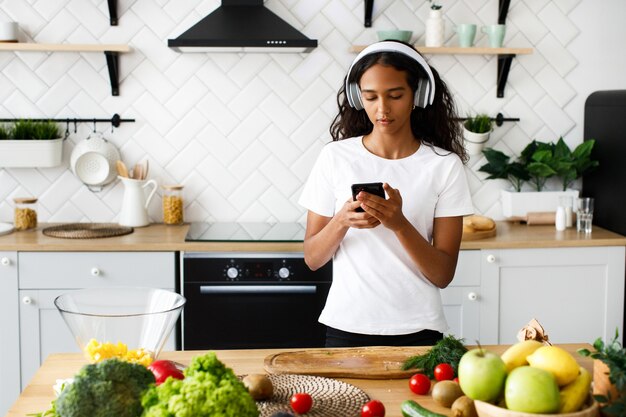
[356,182,408,231]
[337,198,381,229]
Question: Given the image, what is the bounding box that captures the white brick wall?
[0,0,624,223]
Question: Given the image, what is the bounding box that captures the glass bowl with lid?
[54,287,185,365]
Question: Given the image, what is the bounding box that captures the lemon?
[526,345,579,386]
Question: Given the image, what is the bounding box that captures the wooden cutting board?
[264,346,429,379]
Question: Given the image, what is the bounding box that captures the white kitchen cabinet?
[480,246,625,344]
[0,252,20,417]
[18,252,177,391]
[441,250,496,343]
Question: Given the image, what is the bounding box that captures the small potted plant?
[479,138,598,218]
[0,119,64,167]
[578,330,625,417]
[463,114,493,156]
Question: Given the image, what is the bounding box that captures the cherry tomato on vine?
[361,399,386,417]
[290,393,313,414]
[434,363,455,381]
[409,373,431,395]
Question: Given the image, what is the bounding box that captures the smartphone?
[351,182,385,212]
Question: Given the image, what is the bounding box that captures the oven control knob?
[278,267,290,279]
[226,267,239,279]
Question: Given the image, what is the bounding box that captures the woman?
[299,41,474,348]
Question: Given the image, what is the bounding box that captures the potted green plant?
[463,114,493,155]
[479,138,598,218]
[578,330,625,417]
[0,119,64,167]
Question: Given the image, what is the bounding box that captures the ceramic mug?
[0,22,18,42]
[482,24,506,48]
[456,24,477,47]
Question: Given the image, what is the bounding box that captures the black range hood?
[168,0,317,53]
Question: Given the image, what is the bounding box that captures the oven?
[182,223,332,350]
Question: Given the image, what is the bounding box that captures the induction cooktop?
[185,222,305,242]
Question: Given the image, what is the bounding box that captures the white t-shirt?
[299,136,474,335]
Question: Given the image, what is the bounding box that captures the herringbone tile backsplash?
[0,0,611,223]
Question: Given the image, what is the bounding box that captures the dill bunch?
[402,335,468,378]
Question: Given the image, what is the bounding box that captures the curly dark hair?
[330,41,467,163]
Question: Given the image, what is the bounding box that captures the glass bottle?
[13,197,38,230]
[162,185,184,225]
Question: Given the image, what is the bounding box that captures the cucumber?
[401,400,447,417]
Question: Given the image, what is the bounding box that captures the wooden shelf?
[350,45,533,98]
[0,43,129,52]
[350,45,532,54]
[0,43,131,96]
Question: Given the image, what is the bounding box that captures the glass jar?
[162,185,184,225]
[13,197,38,230]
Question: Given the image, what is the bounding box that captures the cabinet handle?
[1,257,9,266]
[486,254,496,263]
[467,292,478,301]
[22,296,32,305]
[91,267,101,276]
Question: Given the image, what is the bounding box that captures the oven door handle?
[200,285,317,294]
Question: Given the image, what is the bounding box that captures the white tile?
[535,65,576,108]
[164,77,209,120]
[322,1,363,42]
[508,1,549,45]
[67,0,109,39]
[131,27,178,72]
[538,2,580,46]
[229,77,273,121]
[259,155,301,196]
[536,33,578,78]
[258,186,302,221]
[132,91,178,135]
[229,141,272,182]
[34,52,80,87]
[34,9,79,44]
[131,60,177,103]
[196,154,240,197]
[3,60,48,102]
[35,76,82,116]
[290,77,334,121]
[534,95,576,138]
[197,92,241,137]
[259,125,302,166]
[227,54,272,89]
[228,171,272,211]
[38,171,83,212]
[67,60,109,101]
[165,109,209,151]
[130,0,176,39]
[165,139,209,182]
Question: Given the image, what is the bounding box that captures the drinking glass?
[576,197,594,233]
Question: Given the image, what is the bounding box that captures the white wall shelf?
[0,43,131,96]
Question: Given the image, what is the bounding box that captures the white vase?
[425,9,445,47]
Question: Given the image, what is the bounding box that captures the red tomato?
[290,393,313,414]
[409,373,431,395]
[148,360,184,385]
[434,363,455,381]
[361,399,386,417]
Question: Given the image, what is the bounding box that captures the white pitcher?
[118,176,158,227]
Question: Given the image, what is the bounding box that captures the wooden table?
[7,344,593,417]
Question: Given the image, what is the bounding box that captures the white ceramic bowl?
[70,134,120,187]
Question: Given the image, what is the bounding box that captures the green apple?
[505,366,560,413]
[458,348,507,402]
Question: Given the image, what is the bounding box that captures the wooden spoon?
[142,159,149,179]
[116,160,129,178]
[133,162,142,180]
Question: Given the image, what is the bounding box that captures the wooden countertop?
[7,344,594,417]
[0,222,624,252]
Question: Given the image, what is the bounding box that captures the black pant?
[325,326,443,348]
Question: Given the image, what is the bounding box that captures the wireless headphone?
[345,41,436,111]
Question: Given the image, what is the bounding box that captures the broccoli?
[141,352,259,417]
[53,358,156,417]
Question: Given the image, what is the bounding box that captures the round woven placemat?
[42,223,134,239]
[247,374,370,417]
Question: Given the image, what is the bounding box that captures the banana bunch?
[500,341,592,413]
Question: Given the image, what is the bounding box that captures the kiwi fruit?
[451,395,478,417]
[432,380,464,408]
[242,373,274,400]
